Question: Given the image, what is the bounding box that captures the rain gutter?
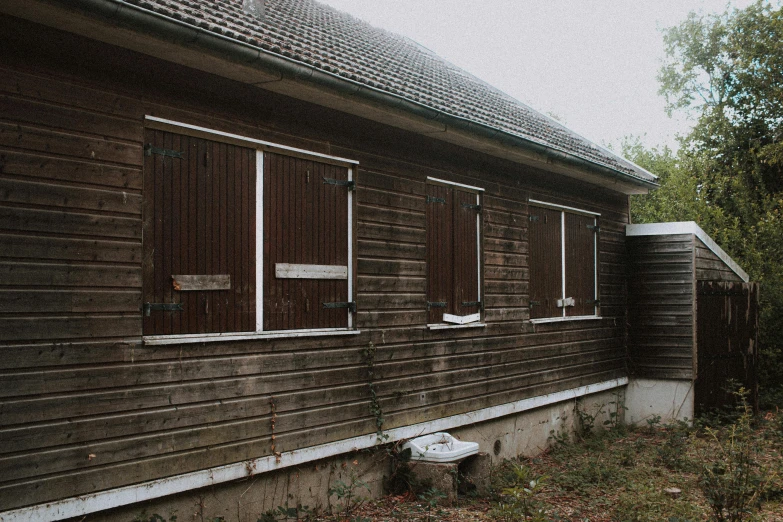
[42,0,658,191]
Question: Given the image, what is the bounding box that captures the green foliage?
[416,487,447,521]
[574,400,602,441]
[630,1,783,407]
[328,468,371,521]
[656,424,692,471]
[696,388,777,521]
[490,462,549,522]
[614,483,701,522]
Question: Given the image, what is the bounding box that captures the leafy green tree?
[631,0,783,406]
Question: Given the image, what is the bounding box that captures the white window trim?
[142,119,357,345]
[529,200,599,322]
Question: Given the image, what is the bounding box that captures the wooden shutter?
[565,212,597,317]
[453,189,480,315]
[263,152,349,331]
[528,206,562,319]
[426,184,453,323]
[142,129,256,336]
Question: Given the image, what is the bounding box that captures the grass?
[342,409,783,522]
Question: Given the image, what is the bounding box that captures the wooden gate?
[695,281,759,415]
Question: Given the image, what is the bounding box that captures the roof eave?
[2,0,659,195]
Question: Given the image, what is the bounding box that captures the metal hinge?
[461,203,481,211]
[143,302,184,316]
[461,301,483,310]
[144,144,183,159]
[323,301,356,313]
[587,299,601,306]
[530,300,541,307]
[322,177,356,190]
[587,224,600,232]
[426,195,446,204]
[529,215,540,222]
[427,301,447,310]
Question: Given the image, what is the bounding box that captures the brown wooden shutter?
[453,189,480,315]
[528,206,562,319]
[142,129,256,336]
[565,212,596,317]
[426,184,453,323]
[263,152,349,331]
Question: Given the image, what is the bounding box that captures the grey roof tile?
[121,0,654,183]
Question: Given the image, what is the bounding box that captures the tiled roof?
[124,0,656,183]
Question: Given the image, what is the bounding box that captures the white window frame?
[528,199,600,324]
[142,116,359,345]
[425,176,486,330]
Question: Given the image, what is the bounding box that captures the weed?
[328,468,371,521]
[489,462,549,521]
[696,388,776,521]
[613,483,700,522]
[645,414,662,433]
[574,400,601,440]
[657,425,690,471]
[417,487,447,521]
[604,391,627,432]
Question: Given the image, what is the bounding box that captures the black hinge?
[587,224,600,232]
[427,301,447,310]
[461,300,482,309]
[587,299,601,305]
[144,144,183,159]
[426,195,446,204]
[529,215,539,222]
[530,301,541,307]
[461,203,482,211]
[143,302,184,316]
[323,301,356,313]
[322,177,356,190]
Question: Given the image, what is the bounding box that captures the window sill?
[529,315,601,325]
[426,322,486,331]
[143,328,361,346]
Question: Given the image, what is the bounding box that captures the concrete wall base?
[624,378,694,425]
[72,387,625,521]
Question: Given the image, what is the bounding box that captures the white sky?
[317,0,757,151]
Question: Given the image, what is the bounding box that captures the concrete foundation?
[624,378,694,425]
[71,386,626,521]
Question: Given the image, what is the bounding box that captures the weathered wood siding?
[0,17,629,511]
[695,238,743,282]
[627,234,695,379]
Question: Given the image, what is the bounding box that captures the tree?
[632,1,783,406]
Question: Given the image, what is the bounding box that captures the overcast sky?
[318,0,757,152]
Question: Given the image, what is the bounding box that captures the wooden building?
[626,222,759,420]
[0,0,751,520]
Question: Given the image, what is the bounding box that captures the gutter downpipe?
[44,0,659,192]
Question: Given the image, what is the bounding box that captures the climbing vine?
[361,342,386,442]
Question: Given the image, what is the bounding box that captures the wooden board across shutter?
[263,152,349,331]
[426,184,453,323]
[142,129,256,336]
[453,189,480,316]
[565,212,597,317]
[528,206,562,319]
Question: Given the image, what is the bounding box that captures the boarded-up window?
[529,203,597,320]
[263,152,351,331]
[529,207,562,320]
[426,182,481,324]
[142,129,256,336]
